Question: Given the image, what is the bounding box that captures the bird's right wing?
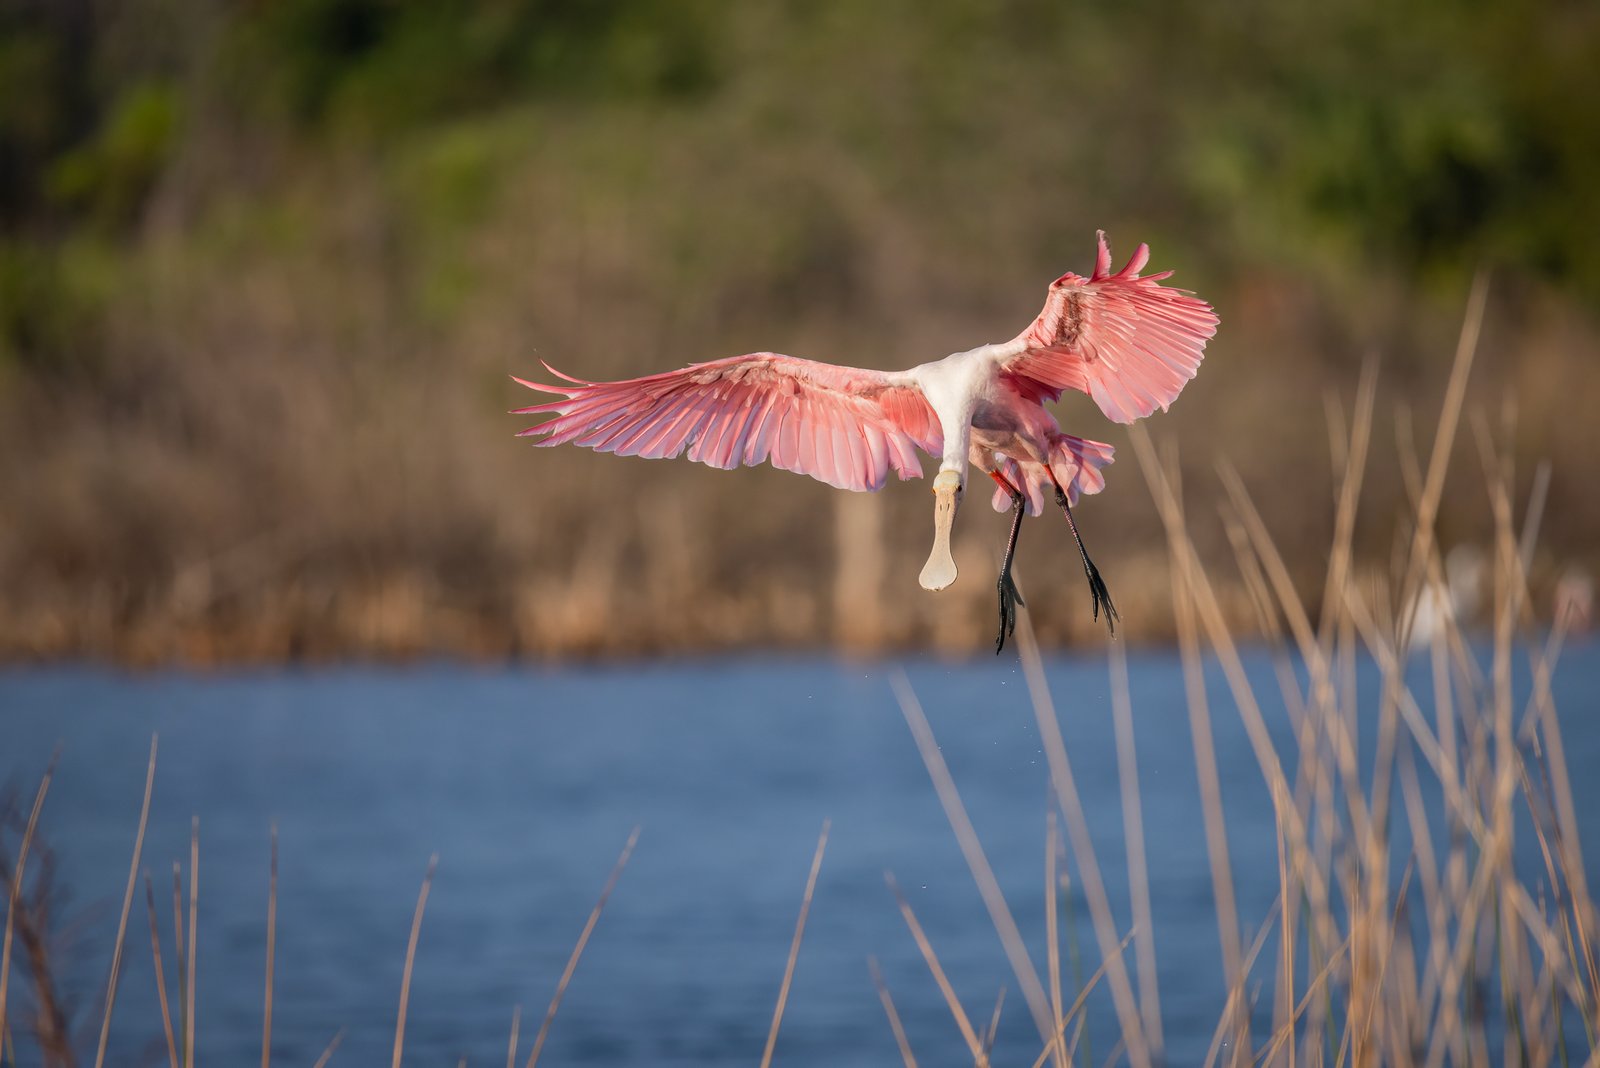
[514,353,942,492]
[1001,232,1219,424]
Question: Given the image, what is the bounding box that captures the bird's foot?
[1085,556,1118,635]
[995,568,1025,654]
[1054,486,1119,636]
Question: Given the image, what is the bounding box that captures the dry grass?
[92,735,156,1068]
[0,751,54,1057]
[389,854,436,1068]
[524,827,639,1068]
[760,821,830,1068]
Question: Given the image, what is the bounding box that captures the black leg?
[1054,487,1118,634]
[995,490,1027,654]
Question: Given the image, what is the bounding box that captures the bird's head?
[918,470,963,591]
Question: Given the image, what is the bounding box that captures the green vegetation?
[0,0,1596,659]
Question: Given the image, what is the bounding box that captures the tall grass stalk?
[143,871,178,1068]
[391,854,438,1068]
[885,870,989,1064]
[1014,617,1154,1067]
[526,826,639,1068]
[310,1027,344,1068]
[0,753,53,1054]
[505,1004,521,1068]
[760,820,828,1068]
[261,823,277,1068]
[893,672,1063,1056]
[184,818,198,1068]
[1046,813,1066,1068]
[94,735,157,1068]
[868,955,919,1068]
[1027,929,1135,1068]
[1110,639,1162,1056]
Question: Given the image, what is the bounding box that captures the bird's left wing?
[514,352,942,491]
[999,232,1219,424]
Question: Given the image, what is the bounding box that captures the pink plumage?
[1005,232,1217,423]
[513,233,1218,649]
[514,353,941,492]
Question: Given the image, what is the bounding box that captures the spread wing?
[1001,232,1219,423]
[513,352,943,492]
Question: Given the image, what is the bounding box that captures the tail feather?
[1051,433,1114,505]
[988,434,1114,515]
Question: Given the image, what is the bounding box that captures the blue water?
[1,645,1597,1066]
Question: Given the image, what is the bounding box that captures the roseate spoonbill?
[514,233,1217,652]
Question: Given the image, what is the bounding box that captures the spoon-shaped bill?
[918,471,962,591]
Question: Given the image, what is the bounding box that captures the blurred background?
[3,0,1597,662]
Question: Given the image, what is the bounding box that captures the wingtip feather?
[540,360,593,385]
[1093,230,1112,280]
[1122,243,1151,277]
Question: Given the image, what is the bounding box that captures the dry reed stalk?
[1218,462,1374,841]
[1202,894,1285,1068]
[1046,815,1065,1068]
[1311,372,1378,978]
[1027,929,1137,1068]
[185,818,198,1068]
[171,861,185,1060]
[526,827,639,1068]
[891,671,1062,1056]
[1166,501,1248,1060]
[1393,272,1487,653]
[1272,796,1295,1067]
[0,751,54,1051]
[1223,376,1395,1016]
[1506,884,1587,1014]
[1318,363,1378,647]
[1011,613,1153,1067]
[1144,389,1303,1062]
[1526,655,1600,1023]
[1130,423,1331,947]
[867,956,917,1068]
[262,824,277,1068]
[981,986,1005,1059]
[94,735,159,1068]
[759,820,828,1068]
[1484,451,1600,1008]
[1397,735,1448,1055]
[1264,930,1357,1068]
[392,853,438,1068]
[505,1004,520,1068]
[1356,864,1415,1059]
[143,871,178,1068]
[884,871,986,1065]
[311,1027,344,1068]
[1347,590,1461,796]
[1109,640,1162,1058]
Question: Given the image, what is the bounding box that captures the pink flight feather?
[514,353,942,492]
[1004,231,1218,424]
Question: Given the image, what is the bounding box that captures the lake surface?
[2,643,1597,1066]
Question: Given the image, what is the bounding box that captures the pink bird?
[514,233,1218,652]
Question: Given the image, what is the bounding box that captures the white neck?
[910,344,1001,484]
